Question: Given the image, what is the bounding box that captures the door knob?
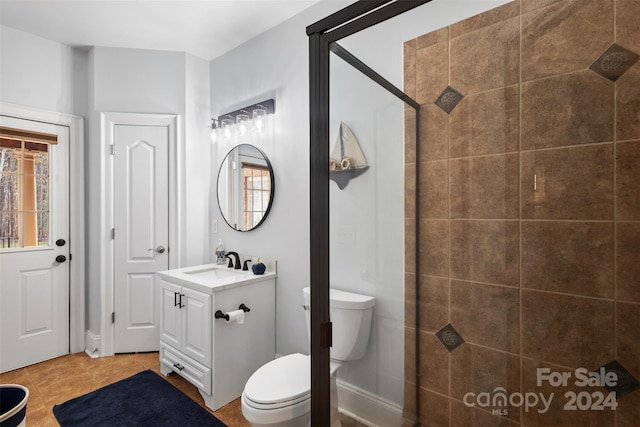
[56,239,66,247]
[56,255,67,263]
[148,245,166,254]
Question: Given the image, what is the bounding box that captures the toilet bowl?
[241,287,375,427]
[241,353,310,427]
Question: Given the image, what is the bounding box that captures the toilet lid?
[243,353,310,407]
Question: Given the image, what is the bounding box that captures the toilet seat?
[243,353,310,410]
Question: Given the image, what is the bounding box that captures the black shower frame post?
[307,1,430,425]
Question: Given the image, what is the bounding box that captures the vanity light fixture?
[209,99,275,141]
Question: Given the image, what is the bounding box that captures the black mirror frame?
[216,144,275,232]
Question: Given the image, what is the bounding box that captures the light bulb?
[236,113,250,137]
[209,119,218,143]
[252,108,267,133]
[221,118,234,140]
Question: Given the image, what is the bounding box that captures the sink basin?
[158,261,276,293]
[184,266,241,281]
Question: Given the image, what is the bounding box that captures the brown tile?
[338,412,369,427]
[416,41,449,105]
[404,42,416,99]
[418,331,450,395]
[450,399,520,427]
[450,1,520,38]
[405,274,449,332]
[521,144,614,219]
[521,71,614,150]
[616,302,640,378]
[418,219,449,277]
[617,140,640,219]
[403,379,418,420]
[405,108,417,164]
[522,290,614,368]
[450,220,519,286]
[521,358,615,426]
[416,27,448,50]
[521,221,614,298]
[419,103,449,161]
[420,160,448,218]
[451,280,520,353]
[522,0,566,13]
[405,326,417,384]
[616,64,640,141]
[449,86,520,158]
[450,344,521,422]
[450,154,519,219]
[405,274,417,328]
[590,43,640,82]
[419,388,450,427]
[521,0,614,81]
[406,218,416,274]
[405,162,416,219]
[450,16,519,95]
[617,222,640,303]
[617,0,640,54]
[617,382,640,427]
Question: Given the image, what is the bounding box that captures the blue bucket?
[0,385,29,427]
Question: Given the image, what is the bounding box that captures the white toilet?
[241,286,375,427]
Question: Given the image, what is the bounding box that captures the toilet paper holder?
[215,304,250,321]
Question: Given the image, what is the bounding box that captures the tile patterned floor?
[0,351,367,426]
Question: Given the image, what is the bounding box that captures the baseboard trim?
[84,330,101,358]
[337,379,403,427]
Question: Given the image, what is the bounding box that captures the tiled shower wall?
[403,0,639,425]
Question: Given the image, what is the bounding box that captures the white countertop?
[158,262,276,294]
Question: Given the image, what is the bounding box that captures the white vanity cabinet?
[158,263,276,411]
[159,280,212,392]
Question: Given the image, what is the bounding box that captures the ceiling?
[0,0,324,61]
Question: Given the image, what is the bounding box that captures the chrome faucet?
[225,251,241,269]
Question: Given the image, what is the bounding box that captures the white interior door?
[113,124,169,353]
[0,116,70,373]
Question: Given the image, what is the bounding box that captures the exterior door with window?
[0,117,70,373]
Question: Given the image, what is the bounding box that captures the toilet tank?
[303,287,375,362]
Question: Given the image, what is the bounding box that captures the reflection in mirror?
[217,144,274,232]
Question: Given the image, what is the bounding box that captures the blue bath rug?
[53,370,227,426]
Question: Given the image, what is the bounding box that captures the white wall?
[210,0,353,361]
[0,25,87,116]
[85,46,211,334]
[210,0,511,409]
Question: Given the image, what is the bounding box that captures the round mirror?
[217,144,274,231]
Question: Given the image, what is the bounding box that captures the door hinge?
[111,228,115,239]
[320,321,332,348]
[69,253,72,261]
[111,312,115,324]
[110,144,115,155]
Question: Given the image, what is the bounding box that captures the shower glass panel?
[311,0,639,425]
[328,47,411,425]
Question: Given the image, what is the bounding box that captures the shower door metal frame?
[307,1,430,424]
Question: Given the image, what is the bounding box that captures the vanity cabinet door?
[181,287,212,366]
[159,279,182,349]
